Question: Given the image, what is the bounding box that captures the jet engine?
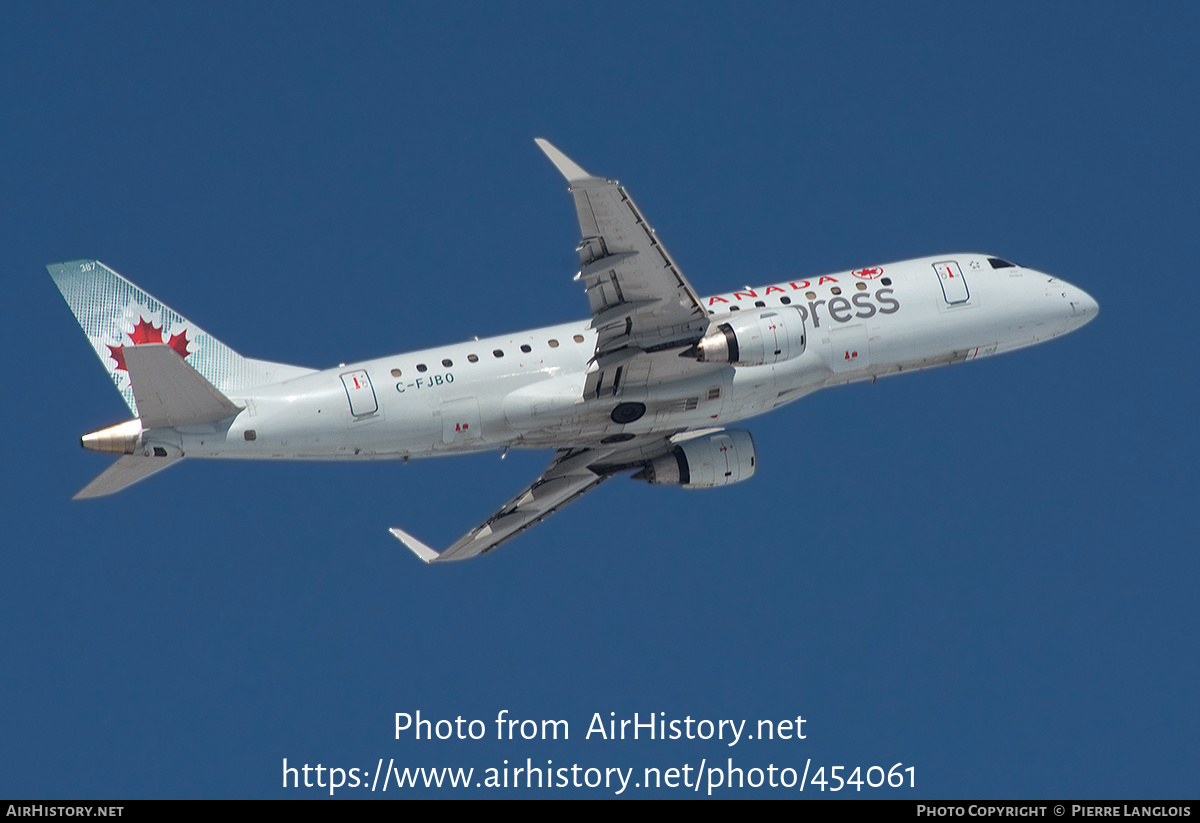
[680,308,806,366]
[633,429,756,488]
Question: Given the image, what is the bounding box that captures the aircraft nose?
[1066,283,1099,326]
[1056,278,1099,333]
[1081,289,1099,318]
[1026,271,1099,335]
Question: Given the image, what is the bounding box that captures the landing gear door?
[933,261,970,305]
[341,370,379,417]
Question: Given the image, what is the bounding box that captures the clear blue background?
[3,2,1196,798]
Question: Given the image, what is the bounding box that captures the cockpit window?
[988,257,1017,269]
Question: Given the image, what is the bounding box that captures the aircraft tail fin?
[71,348,239,499]
[74,453,183,499]
[48,260,315,416]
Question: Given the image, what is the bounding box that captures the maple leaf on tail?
[106,316,190,372]
[128,317,164,345]
[167,329,191,359]
[106,344,128,372]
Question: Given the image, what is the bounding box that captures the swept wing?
[535,139,715,399]
[392,143,724,562]
[390,435,686,562]
[391,448,611,562]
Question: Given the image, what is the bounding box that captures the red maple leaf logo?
[128,316,164,345]
[167,329,191,359]
[106,316,191,372]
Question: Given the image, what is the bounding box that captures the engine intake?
[634,429,757,488]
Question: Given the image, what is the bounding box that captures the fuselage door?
[933,260,970,305]
[341,370,379,417]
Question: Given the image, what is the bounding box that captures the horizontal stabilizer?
[124,344,243,428]
[74,453,182,499]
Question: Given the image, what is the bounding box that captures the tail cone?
[81,419,143,454]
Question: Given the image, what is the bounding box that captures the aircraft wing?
[391,432,691,563]
[390,448,613,563]
[536,139,712,396]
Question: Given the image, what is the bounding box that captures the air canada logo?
[106,315,191,372]
[852,267,884,280]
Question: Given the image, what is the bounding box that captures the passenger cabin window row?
[388,334,589,376]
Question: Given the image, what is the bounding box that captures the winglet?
[389,527,441,563]
[535,138,598,185]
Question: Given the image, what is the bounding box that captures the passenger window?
[390,368,402,377]
[855,282,867,290]
[548,339,559,348]
[755,301,766,307]
[467,354,479,363]
[416,364,427,373]
[573,334,585,343]
[442,358,453,367]
[520,344,532,353]
[830,287,841,295]
[780,296,791,304]
[493,349,504,358]
[881,277,892,286]
[805,291,816,299]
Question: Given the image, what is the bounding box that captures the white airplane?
[50,139,1098,562]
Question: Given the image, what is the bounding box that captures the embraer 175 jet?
[51,140,1098,562]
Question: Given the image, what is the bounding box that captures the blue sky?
[3,2,1197,798]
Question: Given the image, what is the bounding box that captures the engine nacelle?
[681,308,806,366]
[634,429,757,488]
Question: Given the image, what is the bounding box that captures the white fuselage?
[149,254,1097,462]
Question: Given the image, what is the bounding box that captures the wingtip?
[389,527,441,563]
[534,138,595,184]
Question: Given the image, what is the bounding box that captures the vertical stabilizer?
[49,260,314,415]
